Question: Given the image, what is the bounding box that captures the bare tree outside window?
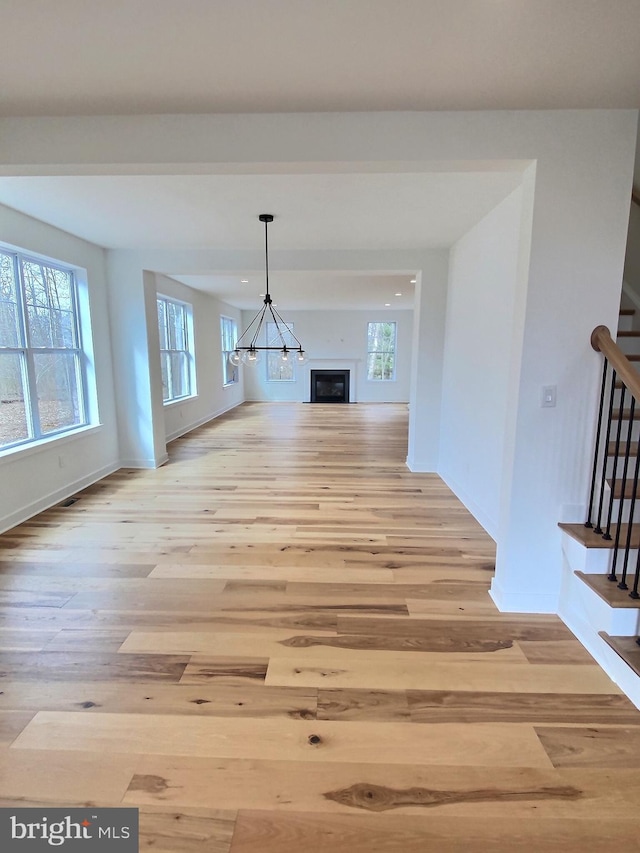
[157,295,193,402]
[0,250,86,449]
[367,321,396,380]
[220,316,238,385]
[266,321,296,381]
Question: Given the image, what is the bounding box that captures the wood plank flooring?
[1,402,640,852]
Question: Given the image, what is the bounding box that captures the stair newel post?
[610,394,636,581]
[594,367,617,535]
[604,383,627,539]
[586,358,609,528]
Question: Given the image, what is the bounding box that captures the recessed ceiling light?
[241,279,249,283]
[410,278,416,284]
[385,303,391,307]
[395,292,402,297]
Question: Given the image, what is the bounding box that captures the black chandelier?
[229,214,307,367]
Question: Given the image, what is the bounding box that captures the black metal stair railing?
[586,326,640,648]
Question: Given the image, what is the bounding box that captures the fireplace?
[310,369,350,403]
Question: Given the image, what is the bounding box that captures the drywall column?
[407,251,449,472]
[106,253,168,467]
[438,185,530,538]
[491,143,633,612]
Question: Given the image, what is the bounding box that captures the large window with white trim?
[0,250,89,450]
[367,321,397,381]
[220,316,238,386]
[157,295,194,402]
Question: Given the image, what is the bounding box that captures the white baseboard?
[559,603,640,711]
[0,401,245,533]
[166,401,243,444]
[438,471,498,541]
[557,529,640,709]
[405,455,437,473]
[119,454,169,469]
[0,461,120,535]
[489,578,558,614]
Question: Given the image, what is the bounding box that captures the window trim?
[266,320,297,383]
[0,248,90,452]
[157,294,195,404]
[220,315,239,386]
[0,423,103,462]
[366,320,397,382]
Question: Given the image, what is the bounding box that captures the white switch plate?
[542,385,556,407]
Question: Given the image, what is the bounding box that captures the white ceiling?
[1,1,640,115]
[0,1,638,311]
[171,273,417,312]
[0,171,524,311]
[0,168,521,311]
[0,172,524,250]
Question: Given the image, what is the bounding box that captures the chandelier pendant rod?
[268,302,303,350]
[230,214,307,364]
[263,213,271,302]
[260,216,303,350]
[235,302,303,351]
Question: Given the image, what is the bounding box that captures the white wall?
[439,187,525,540]
[242,309,412,403]
[153,274,244,441]
[0,110,637,615]
[625,202,640,295]
[407,252,450,472]
[106,257,245,465]
[106,253,165,468]
[0,204,120,533]
[104,245,435,469]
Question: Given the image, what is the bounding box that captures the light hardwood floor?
[1,402,640,852]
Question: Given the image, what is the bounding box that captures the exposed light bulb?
[229,350,242,366]
[242,348,262,366]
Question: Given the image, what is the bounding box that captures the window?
[367,321,397,380]
[157,296,193,402]
[220,316,238,386]
[266,321,296,381]
[0,250,89,450]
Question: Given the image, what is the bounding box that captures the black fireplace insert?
[310,369,350,403]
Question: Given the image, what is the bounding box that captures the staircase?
[559,295,640,708]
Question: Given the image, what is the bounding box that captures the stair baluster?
[594,367,617,535]
[604,384,627,539]
[586,357,609,529]
[561,317,640,686]
[610,396,636,581]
